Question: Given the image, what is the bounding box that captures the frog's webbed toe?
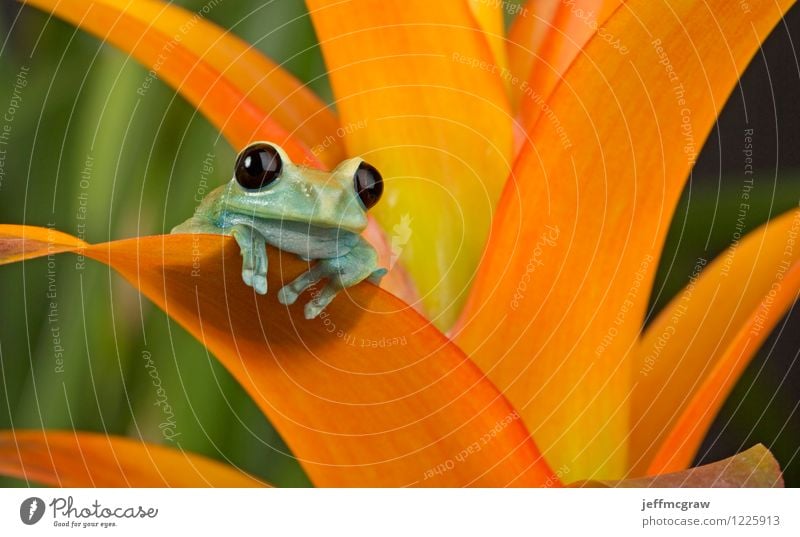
[231,224,268,295]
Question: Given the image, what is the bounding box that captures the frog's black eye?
[353,161,383,209]
[234,143,282,190]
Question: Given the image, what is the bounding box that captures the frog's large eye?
[353,161,383,209]
[234,143,282,190]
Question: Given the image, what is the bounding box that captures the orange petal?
[0,225,86,264]
[506,0,561,111]
[0,430,266,487]
[0,226,556,487]
[574,444,783,488]
[517,1,621,131]
[23,0,333,167]
[307,0,514,329]
[630,209,800,475]
[455,0,793,479]
[467,0,510,91]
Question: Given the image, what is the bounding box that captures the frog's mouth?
[219,199,368,235]
[223,211,366,236]
[217,182,369,235]
[261,217,359,236]
[222,212,362,239]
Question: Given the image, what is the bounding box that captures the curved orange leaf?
[0,430,266,487]
[24,0,329,166]
[456,0,794,479]
[307,0,514,329]
[517,1,621,132]
[506,0,561,111]
[630,209,800,475]
[0,225,556,487]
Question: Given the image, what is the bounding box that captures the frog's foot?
[278,240,385,319]
[231,224,268,295]
[303,267,386,318]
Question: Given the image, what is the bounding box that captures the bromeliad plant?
[0,0,797,486]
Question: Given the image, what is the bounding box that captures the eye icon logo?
[20,497,45,525]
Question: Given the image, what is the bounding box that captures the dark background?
[655,5,800,483]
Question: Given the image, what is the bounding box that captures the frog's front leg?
[172,216,268,294]
[278,237,386,319]
[230,224,268,295]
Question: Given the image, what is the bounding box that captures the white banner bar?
[1,488,798,536]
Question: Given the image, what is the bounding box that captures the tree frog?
[172,142,387,319]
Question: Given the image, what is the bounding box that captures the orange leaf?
[0,225,86,264]
[516,1,621,131]
[506,0,561,111]
[630,208,800,475]
[0,430,266,487]
[455,0,794,479]
[0,225,556,487]
[307,0,514,329]
[574,444,783,488]
[24,0,333,166]
[467,0,510,92]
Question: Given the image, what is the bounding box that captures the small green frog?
[172,142,386,319]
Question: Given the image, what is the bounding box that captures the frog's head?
[220,142,383,233]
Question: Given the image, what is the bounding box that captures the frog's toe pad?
[304,299,328,320]
[241,268,255,287]
[241,269,267,295]
[253,274,268,295]
[277,285,299,306]
[303,288,339,319]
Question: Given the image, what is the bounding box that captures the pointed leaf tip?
[0,430,267,487]
[0,225,87,265]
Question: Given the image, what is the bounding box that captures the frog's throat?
[220,213,363,239]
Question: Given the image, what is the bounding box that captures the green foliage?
[0,0,322,487]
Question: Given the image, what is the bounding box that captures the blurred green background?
[0,0,798,487]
